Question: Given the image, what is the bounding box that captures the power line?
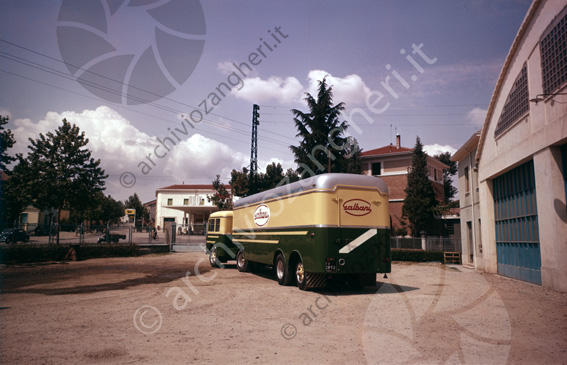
[0,68,292,155]
[0,38,297,143]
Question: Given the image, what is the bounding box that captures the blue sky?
[0,0,533,202]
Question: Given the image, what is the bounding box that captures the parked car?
[34,225,57,236]
[0,228,30,244]
[97,232,127,243]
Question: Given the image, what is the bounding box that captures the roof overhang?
[162,205,219,214]
[451,131,481,162]
[475,0,542,165]
[360,151,413,160]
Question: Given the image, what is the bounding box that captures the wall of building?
[155,189,216,230]
[455,146,481,267]
[477,0,567,292]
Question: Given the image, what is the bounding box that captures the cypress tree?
[402,136,438,236]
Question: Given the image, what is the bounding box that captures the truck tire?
[236,250,249,272]
[275,254,292,286]
[295,260,308,291]
[209,246,220,268]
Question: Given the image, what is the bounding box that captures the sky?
[0,0,533,203]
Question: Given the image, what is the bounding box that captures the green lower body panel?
[232,226,391,276]
[206,234,241,262]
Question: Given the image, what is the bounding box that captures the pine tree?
[434,151,457,203]
[402,137,438,236]
[290,77,352,177]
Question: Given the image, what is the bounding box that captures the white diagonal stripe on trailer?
[339,229,377,254]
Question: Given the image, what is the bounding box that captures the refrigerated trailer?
[205,173,391,290]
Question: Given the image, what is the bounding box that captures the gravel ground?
[0,252,566,364]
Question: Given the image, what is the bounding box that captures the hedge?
[0,243,141,264]
[391,249,444,262]
[0,245,444,265]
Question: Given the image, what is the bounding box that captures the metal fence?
[391,237,462,252]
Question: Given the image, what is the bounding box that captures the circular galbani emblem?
[253,205,270,227]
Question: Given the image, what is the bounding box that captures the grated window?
[540,7,567,95]
[494,65,529,137]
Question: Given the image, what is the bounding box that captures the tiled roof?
[157,184,229,190]
[360,144,413,157]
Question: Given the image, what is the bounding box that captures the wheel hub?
[296,263,304,283]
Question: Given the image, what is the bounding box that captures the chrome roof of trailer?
[233,173,388,208]
[209,210,233,218]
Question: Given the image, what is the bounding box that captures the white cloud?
[163,134,246,180]
[231,70,373,106]
[233,76,303,103]
[217,61,235,75]
[0,108,12,119]
[258,157,296,174]
[10,106,247,201]
[306,70,372,106]
[466,107,487,127]
[424,144,457,157]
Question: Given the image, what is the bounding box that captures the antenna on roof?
[390,124,392,145]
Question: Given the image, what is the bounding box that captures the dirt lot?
[1,252,566,364]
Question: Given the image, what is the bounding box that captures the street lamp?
[529,93,567,104]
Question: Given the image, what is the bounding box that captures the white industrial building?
[453,0,567,292]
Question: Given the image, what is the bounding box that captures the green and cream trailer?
[207,173,391,290]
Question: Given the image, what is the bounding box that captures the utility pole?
[249,104,260,194]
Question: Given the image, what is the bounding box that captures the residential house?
[360,134,448,234]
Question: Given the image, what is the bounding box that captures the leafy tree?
[230,167,250,197]
[0,115,15,172]
[2,154,33,226]
[230,164,299,198]
[74,192,124,225]
[24,119,107,242]
[402,137,438,236]
[208,174,233,210]
[0,114,17,228]
[434,151,458,203]
[290,77,353,177]
[259,162,299,191]
[124,193,149,226]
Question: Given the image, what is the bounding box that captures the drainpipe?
[465,147,477,264]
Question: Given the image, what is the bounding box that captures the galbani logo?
[343,199,372,216]
[254,204,270,227]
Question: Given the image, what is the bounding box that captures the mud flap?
[305,272,328,289]
[360,273,377,287]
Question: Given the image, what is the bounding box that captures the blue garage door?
[493,160,541,285]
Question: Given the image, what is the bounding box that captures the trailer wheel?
[236,250,249,272]
[296,260,308,291]
[209,246,220,268]
[275,254,292,286]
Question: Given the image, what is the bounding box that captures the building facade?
[360,134,448,233]
[452,132,481,266]
[473,0,567,292]
[155,184,233,234]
